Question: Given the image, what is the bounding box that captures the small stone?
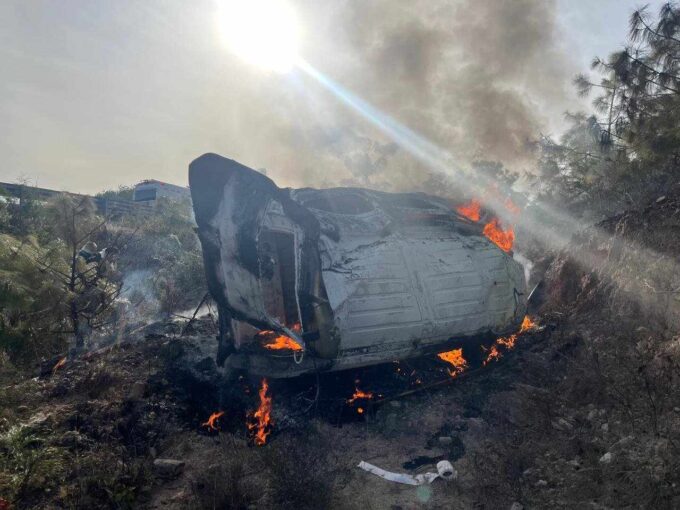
[169,490,188,503]
[587,409,598,422]
[611,435,634,451]
[567,459,581,469]
[382,412,398,434]
[656,196,667,203]
[17,405,29,412]
[599,452,613,464]
[128,381,146,400]
[438,436,453,445]
[55,430,91,447]
[673,407,680,413]
[552,418,573,432]
[153,458,185,479]
[535,479,548,487]
[601,423,609,433]
[27,411,49,427]
[510,503,524,510]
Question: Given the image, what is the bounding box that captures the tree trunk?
[69,211,84,350]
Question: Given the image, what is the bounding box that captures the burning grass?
[201,411,224,432]
[346,382,374,415]
[247,378,273,446]
[483,315,537,366]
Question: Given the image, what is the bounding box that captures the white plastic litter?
[436,460,456,480]
[357,460,457,486]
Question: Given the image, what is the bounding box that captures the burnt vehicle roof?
[289,186,484,240]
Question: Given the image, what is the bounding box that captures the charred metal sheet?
[190,153,527,377]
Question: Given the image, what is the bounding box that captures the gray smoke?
[0,0,577,195]
[243,0,576,193]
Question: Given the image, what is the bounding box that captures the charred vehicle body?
[189,153,527,377]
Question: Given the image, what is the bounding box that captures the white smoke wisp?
[119,269,160,323]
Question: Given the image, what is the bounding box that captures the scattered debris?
[357,459,457,486]
[599,452,613,464]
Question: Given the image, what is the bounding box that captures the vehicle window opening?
[259,230,300,326]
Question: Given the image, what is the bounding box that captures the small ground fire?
[248,378,273,445]
[483,315,537,365]
[437,348,468,377]
[201,411,225,432]
[347,383,374,414]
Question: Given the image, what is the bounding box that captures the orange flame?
[347,386,374,405]
[456,199,481,222]
[483,344,503,365]
[263,334,303,351]
[52,356,67,375]
[483,315,537,365]
[201,410,225,432]
[437,348,468,377]
[258,323,303,351]
[483,218,515,252]
[247,378,273,446]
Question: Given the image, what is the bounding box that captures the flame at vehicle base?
[437,348,468,377]
[347,382,373,414]
[258,323,303,351]
[483,315,537,365]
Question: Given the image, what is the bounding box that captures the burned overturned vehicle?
[189,153,527,377]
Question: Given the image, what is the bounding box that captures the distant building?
[132,180,191,203]
[0,181,152,217]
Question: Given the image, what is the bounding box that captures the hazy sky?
[0,0,667,194]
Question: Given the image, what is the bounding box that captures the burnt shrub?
[263,425,346,510]
[189,438,262,510]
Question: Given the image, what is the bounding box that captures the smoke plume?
[1,0,577,194]
[232,0,577,192]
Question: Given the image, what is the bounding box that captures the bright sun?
[216,0,301,73]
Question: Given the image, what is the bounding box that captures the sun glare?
[216,0,300,73]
